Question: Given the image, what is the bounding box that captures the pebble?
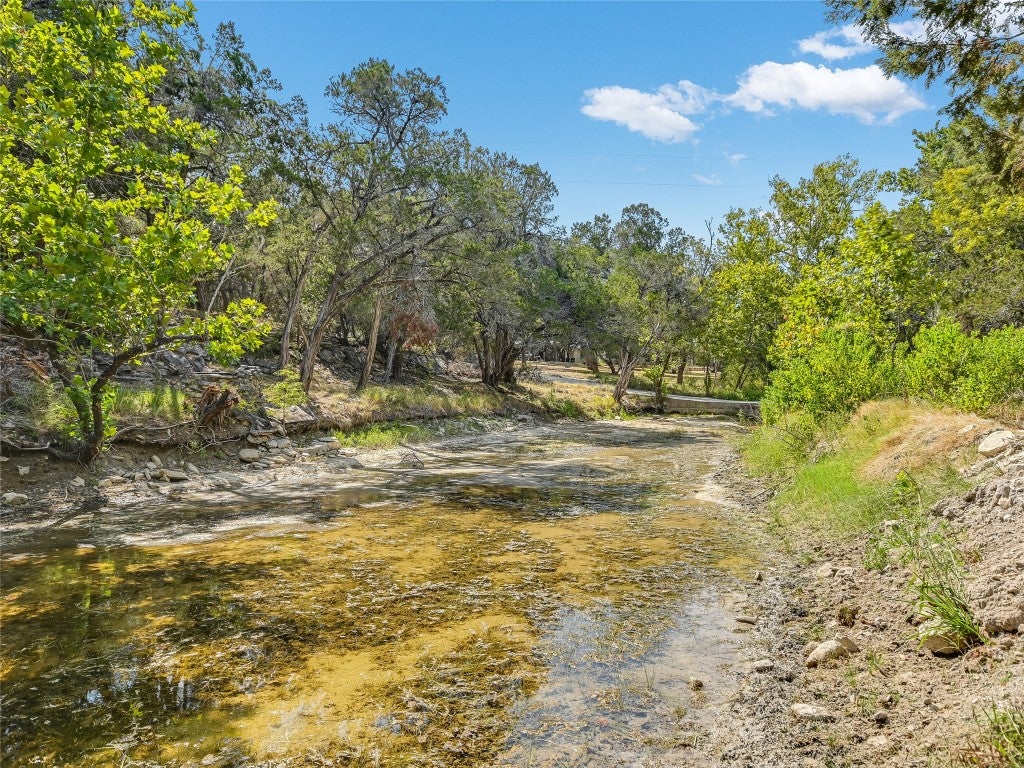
[736,615,758,625]
[750,659,775,672]
[790,703,836,721]
[806,639,850,667]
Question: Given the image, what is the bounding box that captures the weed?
[954,701,1024,768]
[335,421,431,449]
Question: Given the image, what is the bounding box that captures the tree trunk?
[613,351,639,405]
[676,362,685,384]
[279,248,316,369]
[600,355,619,375]
[383,332,398,384]
[654,353,672,412]
[356,293,385,392]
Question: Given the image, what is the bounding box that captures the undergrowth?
[955,702,1024,768]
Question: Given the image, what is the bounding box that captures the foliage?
[0,0,272,458]
[904,318,1024,412]
[762,327,903,424]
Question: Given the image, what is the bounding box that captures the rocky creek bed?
[3,413,1024,767]
[1,416,766,767]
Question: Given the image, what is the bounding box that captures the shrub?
[762,328,902,424]
[903,318,978,407]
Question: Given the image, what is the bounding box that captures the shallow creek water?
[2,418,756,767]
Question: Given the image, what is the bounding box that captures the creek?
[1,417,757,767]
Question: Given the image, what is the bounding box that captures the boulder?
[238,448,261,463]
[2,492,28,506]
[979,430,1015,457]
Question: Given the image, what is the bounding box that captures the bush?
[762,328,902,424]
[904,318,1024,412]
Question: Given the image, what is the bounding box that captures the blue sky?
[194,1,944,236]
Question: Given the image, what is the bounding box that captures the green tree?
[0,0,273,460]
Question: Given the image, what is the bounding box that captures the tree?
[827,0,1024,118]
[0,0,273,460]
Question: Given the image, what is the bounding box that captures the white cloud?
[581,85,702,143]
[728,61,926,123]
[725,152,746,165]
[692,174,722,186]
[797,24,873,60]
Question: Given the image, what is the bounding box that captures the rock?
[70,476,85,487]
[979,430,1015,457]
[806,639,850,667]
[866,735,889,749]
[2,492,28,506]
[978,603,1024,634]
[919,620,968,655]
[17,465,29,476]
[790,703,836,721]
[238,448,261,463]
[750,659,775,672]
[162,469,189,482]
[736,614,758,625]
[814,562,836,579]
[872,710,889,724]
[835,635,860,653]
[688,678,704,691]
[335,456,364,469]
[247,432,271,445]
[186,463,200,474]
[151,454,162,467]
[398,453,424,468]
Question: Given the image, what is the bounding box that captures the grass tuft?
[955,702,1024,768]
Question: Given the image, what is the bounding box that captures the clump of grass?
[334,421,431,449]
[955,702,1024,767]
[110,381,185,423]
[911,537,984,652]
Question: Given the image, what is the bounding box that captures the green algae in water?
[0,419,755,767]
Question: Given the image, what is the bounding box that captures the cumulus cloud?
[728,61,925,123]
[797,24,873,60]
[581,84,703,143]
[725,152,746,165]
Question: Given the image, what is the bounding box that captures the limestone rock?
[919,620,968,655]
[70,476,85,487]
[979,430,1015,458]
[750,659,775,672]
[2,492,28,506]
[835,635,860,653]
[790,703,836,721]
[161,469,190,482]
[17,465,29,476]
[806,639,849,667]
[238,448,261,463]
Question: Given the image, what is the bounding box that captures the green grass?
[743,401,967,537]
[955,702,1024,768]
[334,421,433,449]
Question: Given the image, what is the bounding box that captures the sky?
[193,1,945,237]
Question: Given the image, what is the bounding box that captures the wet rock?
[238,448,261,463]
[979,430,1015,458]
[2,492,28,506]
[790,703,836,721]
[806,639,850,667]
